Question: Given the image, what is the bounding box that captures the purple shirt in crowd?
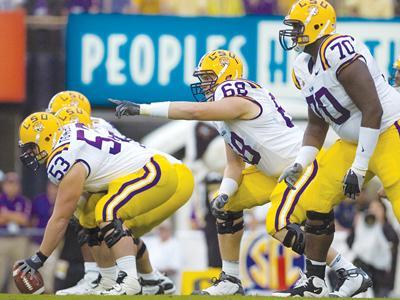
[0,193,31,229]
[31,194,54,244]
[243,0,277,15]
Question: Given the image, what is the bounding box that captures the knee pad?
[214,210,244,234]
[77,227,89,246]
[100,219,131,248]
[86,227,101,247]
[282,223,305,255]
[305,210,335,235]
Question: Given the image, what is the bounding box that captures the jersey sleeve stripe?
[102,157,161,222]
[46,143,70,167]
[335,54,365,78]
[292,69,301,90]
[274,160,318,232]
[243,79,262,89]
[242,96,263,120]
[75,159,91,178]
[319,34,343,70]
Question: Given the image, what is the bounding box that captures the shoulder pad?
[319,34,363,76]
[46,142,74,184]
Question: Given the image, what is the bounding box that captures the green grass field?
[0,295,385,300]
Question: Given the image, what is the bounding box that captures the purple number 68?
[230,132,261,165]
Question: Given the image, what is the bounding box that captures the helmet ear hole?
[45,137,50,142]
[314,24,320,30]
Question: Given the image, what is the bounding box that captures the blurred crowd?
[0,0,400,17]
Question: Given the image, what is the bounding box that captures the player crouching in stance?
[110,49,371,297]
[47,91,177,295]
[14,111,194,295]
[278,0,400,297]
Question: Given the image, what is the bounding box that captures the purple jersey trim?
[75,159,91,178]
[335,54,365,79]
[242,96,263,120]
[395,120,400,135]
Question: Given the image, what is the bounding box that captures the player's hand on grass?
[109,99,140,119]
[343,167,366,200]
[278,163,303,190]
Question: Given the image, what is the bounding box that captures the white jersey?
[46,123,154,193]
[91,116,128,139]
[212,79,302,177]
[293,34,400,142]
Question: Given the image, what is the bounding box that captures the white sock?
[222,260,240,279]
[116,255,137,279]
[100,265,117,281]
[84,262,99,273]
[329,254,355,272]
[84,262,99,281]
[139,270,158,280]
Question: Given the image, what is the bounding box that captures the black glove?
[210,194,230,219]
[343,167,365,200]
[15,252,47,276]
[109,99,140,119]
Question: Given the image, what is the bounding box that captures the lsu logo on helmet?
[19,112,63,171]
[48,91,92,115]
[55,106,93,127]
[191,49,243,102]
[279,0,336,52]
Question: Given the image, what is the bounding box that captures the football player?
[47,92,178,295]
[14,111,194,295]
[277,0,400,296]
[110,49,370,297]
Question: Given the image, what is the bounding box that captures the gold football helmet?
[191,49,243,101]
[55,106,93,127]
[279,0,336,51]
[48,91,91,115]
[19,112,63,171]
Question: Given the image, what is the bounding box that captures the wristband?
[219,177,238,198]
[294,146,319,168]
[36,251,48,264]
[352,127,380,171]
[140,102,171,118]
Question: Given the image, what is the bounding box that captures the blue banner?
[66,14,400,106]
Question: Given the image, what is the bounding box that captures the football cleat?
[139,270,176,295]
[100,271,141,295]
[192,272,244,295]
[156,270,176,294]
[140,278,164,295]
[329,268,373,297]
[55,272,100,295]
[90,275,116,295]
[272,271,328,297]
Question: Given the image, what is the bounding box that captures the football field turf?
[0,295,383,300]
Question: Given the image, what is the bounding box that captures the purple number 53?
[77,128,121,154]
